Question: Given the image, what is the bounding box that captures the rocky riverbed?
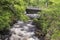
[9,20,39,40]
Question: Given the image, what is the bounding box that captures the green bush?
[0,0,29,31]
[33,7,60,40]
[0,10,13,31]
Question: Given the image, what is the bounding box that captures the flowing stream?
[9,14,40,40]
[10,19,39,40]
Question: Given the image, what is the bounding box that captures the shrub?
[33,7,60,40]
[0,0,29,31]
[0,10,13,31]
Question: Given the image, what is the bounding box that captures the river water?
[10,20,39,40]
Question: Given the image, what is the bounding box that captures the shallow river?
[10,20,39,40]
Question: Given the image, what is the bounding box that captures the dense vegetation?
[33,0,60,40]
[0,0,40,31]
[0,0,29,31]
[0,0,60,40]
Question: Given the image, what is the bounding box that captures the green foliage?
[0,0,29,31]
[0,0,43,31]
[33,3,60,40]
[0,10,13,30]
